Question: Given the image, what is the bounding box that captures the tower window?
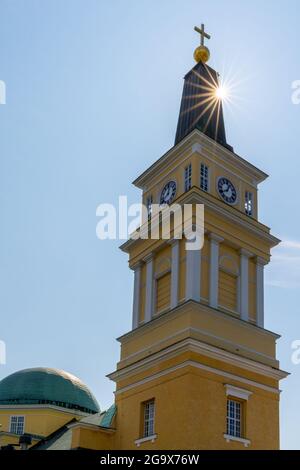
[143,399,155,437]
[146,195,153,220]
[226,399,242,438]
[245,191,253,216]
[10,415,25,435]
[200,163,209,192]
[184,164,192,192]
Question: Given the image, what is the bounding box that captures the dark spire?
[175,61,233,151]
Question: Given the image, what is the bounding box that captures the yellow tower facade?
[106,28,288,451]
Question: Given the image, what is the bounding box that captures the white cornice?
[112,359,283,397]
[0,404,88,417]
[119,188,280,255]
[117,300,281,344]
[133,130,268,189]
[224,384,252,400]
[181,190,280,248]
[67,422,115,433]
[108,337,288,384]
[116,326,276,367]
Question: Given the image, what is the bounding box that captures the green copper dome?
[0,367,100,414]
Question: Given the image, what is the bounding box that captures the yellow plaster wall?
[114,362,279,450]
[118,303,278,369]
[0,407,82,440]
[71,427,115,450]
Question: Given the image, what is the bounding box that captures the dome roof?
[0,367,100,414]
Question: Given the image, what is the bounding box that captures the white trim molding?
[135,434,157,447]
[224,384,252,401]
[109,336,286,385]
[224,434,251,447]
[113,359,281,397]
[0,404,87,417]
[133,129,268,190]
[68,422,115,433]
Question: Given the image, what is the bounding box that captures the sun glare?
[215,85,228,100]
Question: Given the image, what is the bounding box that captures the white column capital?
[209,233,224,244]
[240,248,253,258]
[130,261,143,271]
[168,238,180,247]
[256,256,268,266]
[143,253,154,264]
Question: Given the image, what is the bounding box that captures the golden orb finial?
[194,24,211,63]
[193,45,210,63]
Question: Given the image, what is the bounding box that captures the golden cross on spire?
[194,24,211,46]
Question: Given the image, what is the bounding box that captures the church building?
[0,25,288,450]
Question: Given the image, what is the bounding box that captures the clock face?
[217,177,237,205]
[160,181,177,205]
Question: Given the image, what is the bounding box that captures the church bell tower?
[108,25,288,450]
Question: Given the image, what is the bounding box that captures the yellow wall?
[71,427,115,450]
[0,406,85,448]
[113,357,279,450]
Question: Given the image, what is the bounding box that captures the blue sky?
[0,0,299,449]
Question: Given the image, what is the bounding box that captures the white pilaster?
[131,262,142,330]
[144,254,154,323]
[256,257,266,328]
[209,234,224,308]
[185,246,201,302]
[170,240,180,309]
[240,249,252,321]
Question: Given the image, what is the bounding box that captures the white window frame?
[10,415,25,435]
[143,399,155,438]
[184,163,192,192]
[200,163,209,192]
[226,398,242,438]
[245,191,253,216]
[224,384,252,445]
